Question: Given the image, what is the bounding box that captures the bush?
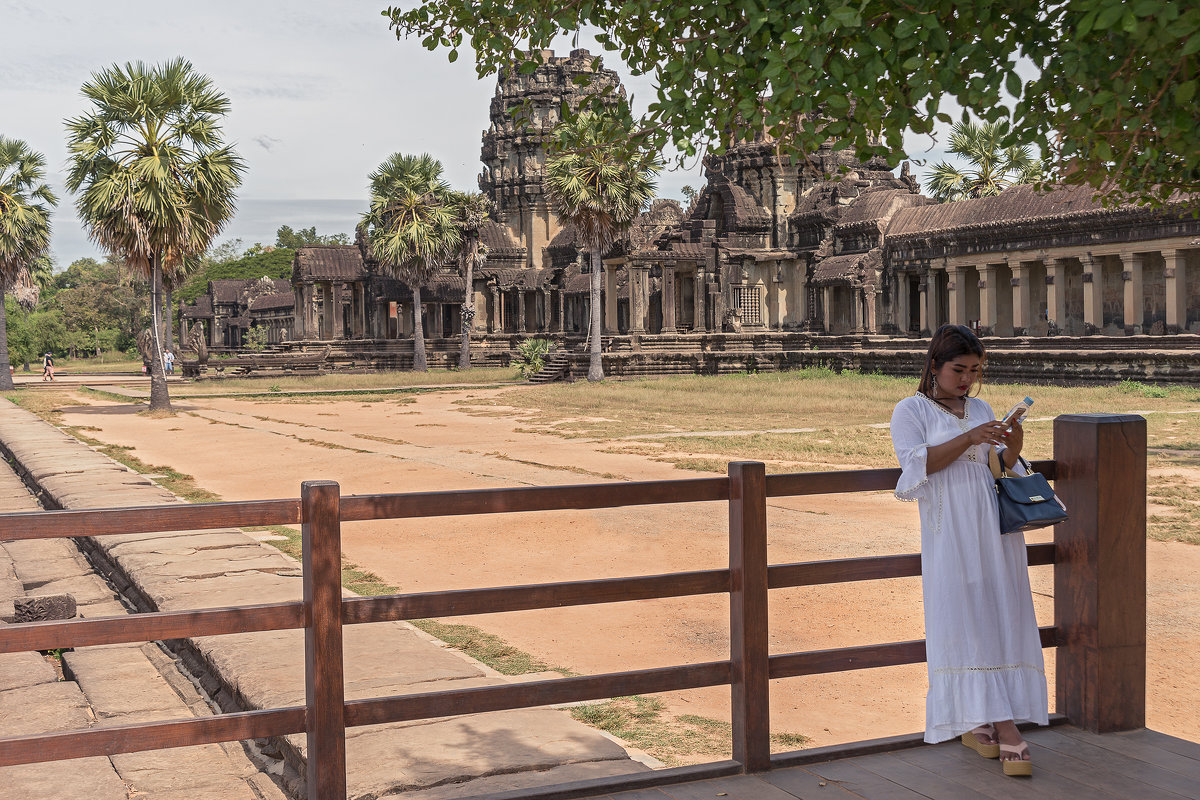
[514,338,553,379]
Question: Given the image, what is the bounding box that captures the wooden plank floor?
[585,727,1200,800]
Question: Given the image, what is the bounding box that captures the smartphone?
[1002,396,1034,426]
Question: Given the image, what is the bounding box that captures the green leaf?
[1094,3,1125,30]
[1005,71,1021,97]
[1182,33,1200,56]
[828,6,861,27]
[1176,80,1197,105]
[902,55,923,72]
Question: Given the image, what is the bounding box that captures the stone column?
[307,285,319,339]
[320,283,334,339]
[946,265,968,325]
[1047,258,1069,334]
[662,266,677,332]
[823,286,834,332]
[1164,249,1188,334]
[630,265,649,333]
[516,289,526,334]
[848,287,862,333]
[1081,254,1104,334]
[694,272,707,332]
[331,283,344,339]
[1012,262,1032,336]
[1123,252,1144,335]
[979,265,999,335]
[918,275,930,336]
[604,264,619,333]
[556,288,566,333]
[293,286,307,339]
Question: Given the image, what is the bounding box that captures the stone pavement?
[0,455,284,800]
[0,399,645,799]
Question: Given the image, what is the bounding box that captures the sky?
[2,1,951,268]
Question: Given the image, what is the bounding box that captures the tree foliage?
[65,58,245,410]
[388,0,1200,204]
[0,136,57,389]
[447,190,491,369]
[925,121,1042,202]
[274,225,350,249]
[360,152,461,371]
[544,110,658,381]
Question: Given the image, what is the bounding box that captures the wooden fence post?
[302,481,347,799]
[729,461,770,772]
[1052,414,1146,733]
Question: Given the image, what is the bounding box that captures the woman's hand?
[965,420,1008,447]
[1001,418,1024,463]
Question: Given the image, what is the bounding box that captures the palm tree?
[65,59,244,411]
[360,153,460,372]
[926,120,1043,202]
[544,111,659,381]
[448,191,491,370]
[0,136,57,391]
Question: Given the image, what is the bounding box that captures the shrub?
[514,338,552,379]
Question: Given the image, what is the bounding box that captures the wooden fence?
[0,414,1146,799]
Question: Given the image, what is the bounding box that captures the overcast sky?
[2,1,948,268]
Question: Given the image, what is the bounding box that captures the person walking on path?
[889,324,1047,776]
[41,352,54,381]
[164,349,175,375]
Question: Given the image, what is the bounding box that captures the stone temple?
[180,50,1200,379]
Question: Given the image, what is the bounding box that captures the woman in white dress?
[890,324,1047,776]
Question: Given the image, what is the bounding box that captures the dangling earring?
[930,374,939,397]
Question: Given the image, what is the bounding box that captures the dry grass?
[170,366,519,396]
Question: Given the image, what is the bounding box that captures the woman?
[41,352,54,382]
[890,324,1046,776]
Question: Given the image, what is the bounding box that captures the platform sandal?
[961,725,1000,759]
[1000,742,1033,776]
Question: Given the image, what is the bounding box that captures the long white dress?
[890,393,1049,743]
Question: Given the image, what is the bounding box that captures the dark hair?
[918,324,986,396]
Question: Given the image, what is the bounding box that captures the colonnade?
[914,242,1198,336]
[293,281,369,340]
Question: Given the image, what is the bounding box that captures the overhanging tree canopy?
[388,0,1200,205]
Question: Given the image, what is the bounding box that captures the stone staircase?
[527,350,572,384]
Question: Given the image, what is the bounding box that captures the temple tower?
[479,49,624,268]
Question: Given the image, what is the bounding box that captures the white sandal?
[1000,741,1033,776]
[961,724,1000,759]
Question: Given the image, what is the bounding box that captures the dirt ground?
[39,383,1200,751]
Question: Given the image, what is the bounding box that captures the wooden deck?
[585,727,1200,800]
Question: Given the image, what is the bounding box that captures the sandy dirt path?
[50,387,1199,752]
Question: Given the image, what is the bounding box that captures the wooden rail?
[0,415,1147,800]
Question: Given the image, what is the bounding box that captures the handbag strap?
[988,446,1006,480]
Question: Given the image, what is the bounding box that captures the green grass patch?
[569,695,810,766]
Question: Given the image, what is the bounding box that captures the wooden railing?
[0,414,1147,800]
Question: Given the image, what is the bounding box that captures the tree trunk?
[164,288,174,351]
[0,295,14,391]
[148,256,173,412]
[588,248,604,382]
[459,242,476,370]
[412,285,427,372]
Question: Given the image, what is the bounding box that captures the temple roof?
[885,184,1122,239]
[210,280,249,304]
[181,295,213,319]
[249,292,295,312]
[834,188,934,228]
[294,245,367,281]
[479,221,525,257]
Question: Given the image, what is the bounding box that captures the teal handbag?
[988,449,1069,535]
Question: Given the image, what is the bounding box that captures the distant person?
[889,324,1045,776]
[164,349,175,375]
[41,352,54,382]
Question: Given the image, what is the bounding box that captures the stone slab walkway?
[0,399,644,799]
[0,457,283,800]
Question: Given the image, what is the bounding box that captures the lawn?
[461,369,1200,543]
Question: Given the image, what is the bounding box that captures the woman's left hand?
[1002,418,1024,461]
